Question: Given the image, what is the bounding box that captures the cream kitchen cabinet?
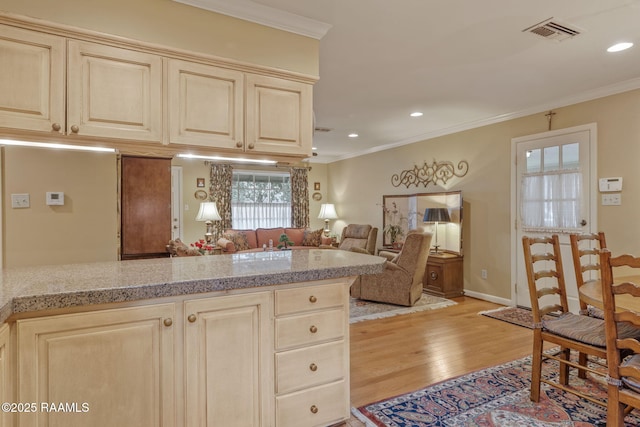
[0,324,10,427]
[184,292,273,427]
[245,74,313,157]
[167,59,244,149]
[16,304,176,427]
[0,24,65,133]
[67,40,163,142]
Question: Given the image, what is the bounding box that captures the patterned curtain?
[208,162,233,239]
[290,167,310,228]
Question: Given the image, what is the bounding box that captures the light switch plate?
[11,193,30,208]
[602,193,622,206]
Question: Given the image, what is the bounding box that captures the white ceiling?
[179,0,640,163]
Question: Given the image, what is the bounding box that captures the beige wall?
[0,0,319,76]
[2,147,118,267]
[327,88,640,301]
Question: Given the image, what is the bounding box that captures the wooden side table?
[423,252,464,298]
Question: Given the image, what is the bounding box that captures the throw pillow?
[302,228,323,247]
[222,232,251,252]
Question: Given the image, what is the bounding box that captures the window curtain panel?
[520,169,582,233]
[208,162,233,239]
[290,167,310,228]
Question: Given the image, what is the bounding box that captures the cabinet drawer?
[275,308,344,349]
[275,282,346,315]
[276,380,347,427]
[276,340,345,394]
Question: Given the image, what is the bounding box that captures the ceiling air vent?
[523,18,583,42]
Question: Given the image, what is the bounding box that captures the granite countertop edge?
[1,259,384,323]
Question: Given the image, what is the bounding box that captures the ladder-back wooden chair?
[570,232,607,318]
[522,234,608,405]
[600,249,640,426]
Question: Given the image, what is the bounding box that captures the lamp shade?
[318,203,338,220]
[195,202,221,222]
[423,208,451,223]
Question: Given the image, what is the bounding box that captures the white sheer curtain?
[232,202,291,229]
[520,169,582,232]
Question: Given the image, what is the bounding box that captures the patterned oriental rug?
[350,294,456,324]
[479,306,541,329]
[352,354,639,427]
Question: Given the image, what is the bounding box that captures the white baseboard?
[463,290,512,307]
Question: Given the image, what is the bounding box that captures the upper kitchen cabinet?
[67,41,162,142]
[0,24,65,133]
[167,59,244,149]
[245,74,313,157]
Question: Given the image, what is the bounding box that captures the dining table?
[578,275,640,312]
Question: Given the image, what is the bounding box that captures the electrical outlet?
[11,193,30,208]
[481,269,488,280]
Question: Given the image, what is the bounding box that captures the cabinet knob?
[309,295,317,303]
[70,125,80,133]
[248,143,255,149]
[163,318,173,327]
[187,314,197,323]
[310,405,318,414]
[309,363,318,372]
[430,271,438,281]
[309,325,318,333]
[51,123,62,132]
[236,141,243,148]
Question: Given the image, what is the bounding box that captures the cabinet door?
[67,40,162,142]
[16,304,175,427]
[245,74,312,157]
[168,59,244,149]
[184,292,273,427]
[0,324,10,427]
[0,24,65,133]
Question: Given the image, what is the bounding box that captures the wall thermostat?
[599,177,622,192]
[46,191,64,206]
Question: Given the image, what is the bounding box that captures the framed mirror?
[382,191,462,254]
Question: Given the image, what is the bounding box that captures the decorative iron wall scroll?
[391,159,469,188]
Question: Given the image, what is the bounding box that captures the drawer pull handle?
[309,325,318,333]
[187,314,197,323]
[309,295,317,303]
[430,271,438,281]
[309,363,318,372]
[163,318,173,327]
[310,405,318,414]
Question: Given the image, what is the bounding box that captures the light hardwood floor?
[349,296,534,408]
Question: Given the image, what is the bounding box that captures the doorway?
[511,123,597,311]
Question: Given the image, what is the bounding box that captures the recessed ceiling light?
[348,133,359,138]
[410,112,423,117]
[312,146,317,150]
[607,42,633,53]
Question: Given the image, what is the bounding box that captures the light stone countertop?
[0,249,385,322]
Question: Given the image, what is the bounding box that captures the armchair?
[320,224,378,255]
[351,231,432,306]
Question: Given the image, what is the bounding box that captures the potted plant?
[383,224,403,247]
[277,233,295,250]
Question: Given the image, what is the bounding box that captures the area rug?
[350,294,456,324]
[479,306,542,329]
[352,353,635,427]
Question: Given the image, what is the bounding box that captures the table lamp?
[318,203,338,236]
[195,202,221,244]
[423,208,451,254]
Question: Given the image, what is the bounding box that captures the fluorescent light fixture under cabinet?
[0,139,115,153]
[176,153,277,164]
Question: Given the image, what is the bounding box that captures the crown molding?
[172,0,331,40]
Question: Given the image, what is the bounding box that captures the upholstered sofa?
[216,227,329,253]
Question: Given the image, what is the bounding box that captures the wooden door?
[245,74,313,157]
[121,156,171,259]
[67,40,162,142]
[0,24,65,133]
[16,304,175,427]
[184,292,273,427]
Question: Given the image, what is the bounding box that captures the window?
[521,142,582,232]
[231,171,291,229]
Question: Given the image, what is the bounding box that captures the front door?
[512,123,597,311]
